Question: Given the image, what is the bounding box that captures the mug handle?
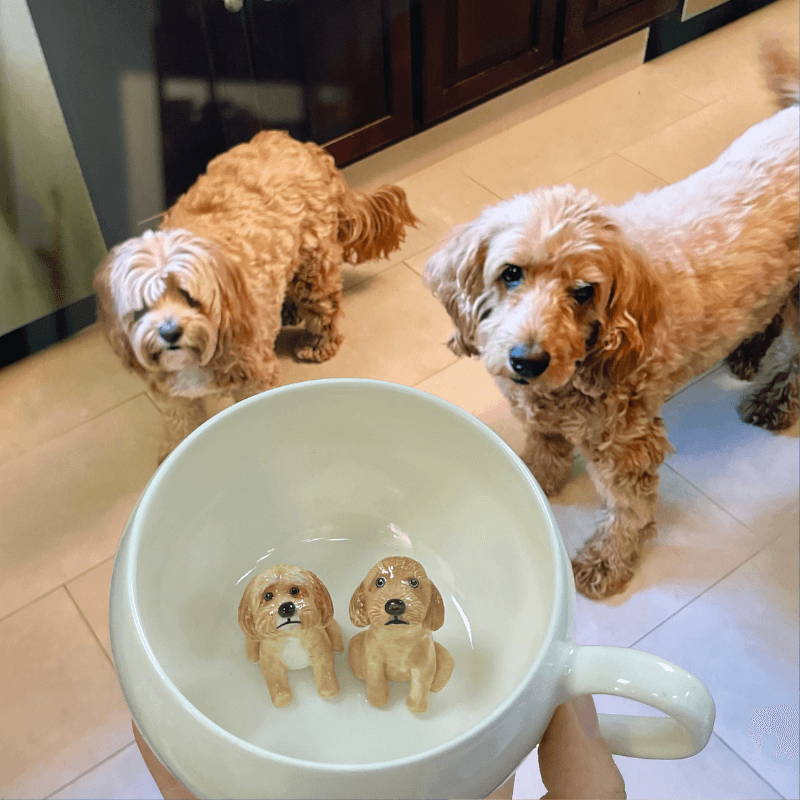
[562,643,716,759]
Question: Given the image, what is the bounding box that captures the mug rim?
[121,378,567,774]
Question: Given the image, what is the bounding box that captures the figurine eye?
[408,578,419,588]
[263,591,273,602]
[500,264,523,289]
[572,283,595,304]
[290,586,300,596]
[375,577,386,588]
[132,305,149,322]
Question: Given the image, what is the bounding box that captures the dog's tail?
[337,184,418,264]
[761,35,799,108]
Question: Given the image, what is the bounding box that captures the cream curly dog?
[425,42,799,599]
[348,557,454,713]
[238,564,344,708]
[94,130,416,460]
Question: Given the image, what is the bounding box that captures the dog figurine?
[424,39,799,600]
[348,557,454,713]
[94,130,417,461]
[238,564,344,708]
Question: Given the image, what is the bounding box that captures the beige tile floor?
[1,2,798,796]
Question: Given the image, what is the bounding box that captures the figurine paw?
[367,687,390,708]
[271,690,293,708]
[317,681,339,699]
[406,696,428,713]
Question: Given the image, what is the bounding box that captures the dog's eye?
[408,578,419,588]
[375,577,386,588]
[179,289,202,309]
[132,305,149,322]
[500,264,524,289]
[572,283,595,304]
[290,586,300,596]
[263,592,273,602]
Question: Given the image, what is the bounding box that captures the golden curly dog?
[425,40,799,600]
[238,564,344,708]
[348,556,454,713]
[94,130,416,460]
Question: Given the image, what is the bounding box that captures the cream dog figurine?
[238,564,343,707]
[348,556,454,713]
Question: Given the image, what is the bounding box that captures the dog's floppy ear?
[594,225,665,383]
[307,569,334,626]
[423,221,489,358]
[349,579,370,628]
[209,246,258,368]
[93,249,144,377]
[238,579,259,639]
[424,580,446,631]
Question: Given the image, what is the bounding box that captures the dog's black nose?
[158,320,183,344]
[278,602,296,618]
[509,345,550,379]
[385,598,406,616]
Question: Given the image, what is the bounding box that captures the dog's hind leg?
[430,642,454,693]
[725,313,783,381]
[292,247,345,363]
[738,288,799,430]
[522,429,575,497]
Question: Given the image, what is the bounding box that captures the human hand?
[537,696,626,799]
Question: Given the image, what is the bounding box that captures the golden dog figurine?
[348,557,454,713]
[238,564,343,708]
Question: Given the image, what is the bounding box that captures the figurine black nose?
[385,598,406,616]
[278,602,296,618]
[158,320,183,344]
[509,345,550,379]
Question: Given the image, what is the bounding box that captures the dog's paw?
[738,383,799,431]
[406,696,428,714]
[270,690,293,708]
[367,686,390,708]
[295,334,343,363]
[317,680,340,699]
[572,548,635,600]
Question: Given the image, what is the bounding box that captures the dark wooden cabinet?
[562,0,679,60]
[421,0,558,122]
[154,0,413,206]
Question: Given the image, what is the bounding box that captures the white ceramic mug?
[110,379,715,799]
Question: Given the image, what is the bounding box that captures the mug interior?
[130,381,557,765]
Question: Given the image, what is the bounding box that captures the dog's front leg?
[259,653,293,708]
[521,428,575,497]
[406,639,437,713]
[573,415,671,599]
[305,630,340,699]
[159,395,207,462]
[365,644,390,708]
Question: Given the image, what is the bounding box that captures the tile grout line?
[0,390,150,471]
[0,555,115,626]
[42,741,136,800]
[628,517,791,651]
[712,730,787,799]
[64,584,115,669]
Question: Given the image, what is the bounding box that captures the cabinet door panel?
[422,0,557,122]
[562,0,679,60]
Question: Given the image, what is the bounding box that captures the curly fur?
[94,130,417,461]
[425,43,799,599]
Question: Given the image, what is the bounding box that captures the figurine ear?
[309,572,334,626]
[349,580,369,627]
[424,582,446,631]
[238,584,258,639]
